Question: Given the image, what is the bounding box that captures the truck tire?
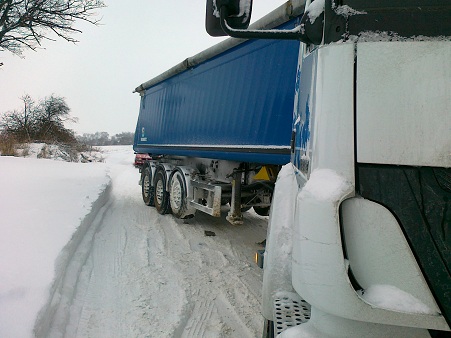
[262,319,275,338]
[154,169,170,214]
[142,166,154,206]
[169,170,189,218]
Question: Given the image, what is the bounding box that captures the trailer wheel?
[154,169,170,214]
[142,166,154,206]
[169,170,189,218]
[241,206,252,212]
[254,206,270,216]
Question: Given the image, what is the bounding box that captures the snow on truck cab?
[206,0,451,337]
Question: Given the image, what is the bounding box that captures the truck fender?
[262,164,299,321]
[169,166,197,201]
[155,162,175,190]
[168,166,197,217]
[291,169,448,330]
[141,160,157,186]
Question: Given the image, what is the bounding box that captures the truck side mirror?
[205,0,347,44]
[206,0,253,37]
[205,0,319,43]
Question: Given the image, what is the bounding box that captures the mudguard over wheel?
[154,169,170,214]
[142,166,154,206]
[169,170,190,218]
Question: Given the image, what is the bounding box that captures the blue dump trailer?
[133,8,302,224]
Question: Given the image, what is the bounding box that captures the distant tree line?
[0,94,77,144]
[0,94,134,154]
[76,132,134,146]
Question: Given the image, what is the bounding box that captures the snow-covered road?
[35,146,269,337]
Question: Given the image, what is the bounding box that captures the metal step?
[274,292,311,336]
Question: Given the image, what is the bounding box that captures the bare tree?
[0,0,105,56]
[1,93,78,143]
[35,94,77,142]
[1,94,37,141]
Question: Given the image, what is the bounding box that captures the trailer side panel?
[134,20,300,165]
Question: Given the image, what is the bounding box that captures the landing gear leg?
[226,170,243,225]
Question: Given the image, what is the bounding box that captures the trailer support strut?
[227,170,243,225]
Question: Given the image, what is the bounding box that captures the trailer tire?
[154,169,170,214]
[142,166,154,206]
[169,170,190,218]
[254,206,270,216]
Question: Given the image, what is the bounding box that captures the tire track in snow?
[34,182,112,338]
[158,211,267,337]
[66,187,189,337]
[36,148,269,337]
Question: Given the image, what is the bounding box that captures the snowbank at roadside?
[14,143,105,163]
[0,156,111,338]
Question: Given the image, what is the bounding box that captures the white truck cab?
[206,0,451,336]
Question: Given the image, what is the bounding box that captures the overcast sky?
[0,1,287,136]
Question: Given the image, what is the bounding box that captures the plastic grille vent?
[274,293,311,336]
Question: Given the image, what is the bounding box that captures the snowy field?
[0,146,269,337]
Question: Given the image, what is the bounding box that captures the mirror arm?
[219,6,312,43]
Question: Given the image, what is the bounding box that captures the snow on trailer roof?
[134,0,306,94]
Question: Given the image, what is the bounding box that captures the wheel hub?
[171,179,182,210]
[143,175,150,197]
[156,180,164,204]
